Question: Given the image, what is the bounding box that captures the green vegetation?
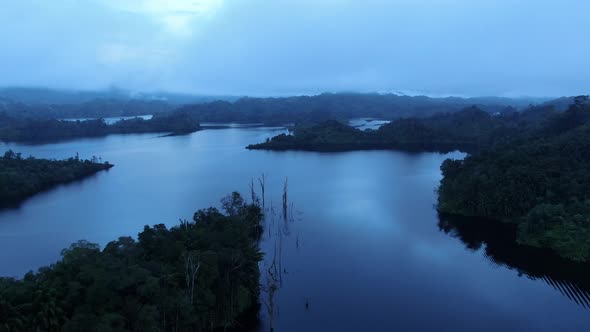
[0,112,200,142]
[177,93,524,125]
[438,96,590,261]
[247,106,550,153]
[0,151,113,207]
[0,96,173,120]
[0,192,263,331]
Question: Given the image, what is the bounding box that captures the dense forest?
[0,99,174,120]
[0,87,238,107]
[2,90,538,123]
[0,151,113,207]
[438,96,590,261]
[247,104,554,153]
[0,91,562,142]
[0,111,200,142]
[0,192,263,331]
[0,87,239,119]
[175,93,534,125]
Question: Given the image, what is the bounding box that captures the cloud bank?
[0,0,588,97]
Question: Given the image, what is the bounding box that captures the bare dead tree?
[262,239,280,332]
[184,251,201,305]
[258,173,266,208]
[249,178,257,205]
[278,224,283,286]
[282,177,288,220]
[260,178,297,331]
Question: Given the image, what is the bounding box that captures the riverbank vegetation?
[0,111,199,142]
[0,151,113,207]
[0,192,263,331]
[438,214,590,309]
[438,96,590,261]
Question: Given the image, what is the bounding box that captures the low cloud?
[0,0,588,97]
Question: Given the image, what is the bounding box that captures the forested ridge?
[0,91,563,142]
[246,104,554,153]
[0,192,263,331]
[438,96,590,261]
[0,151,113,207]
[176,93,523,125]
[0,99,173,120]
[0,111,199,142]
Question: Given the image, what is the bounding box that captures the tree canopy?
[0,151,113,208]
[0,112,200,142]
[438,96,590,261]
[0,192,263,331]
[247,104,554,153]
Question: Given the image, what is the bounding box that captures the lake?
[1,127,589,331]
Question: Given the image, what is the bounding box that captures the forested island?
[0,111,199,142]
[438,96,590,261]
[246,104,553,153]
[0,192,263,331]
[0,151,113,207]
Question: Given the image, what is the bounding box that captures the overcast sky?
[0,0,588,97]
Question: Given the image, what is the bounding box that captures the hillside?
[438,96,590,261]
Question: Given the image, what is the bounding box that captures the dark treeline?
[246,104,555,153]
[0,91,562,142]
[177,93,531,125]
[438,214,590,309]
[0,192,263,331]
[0,112,200,142]
[438,96,590,261]
[0,99,174,120]
[0,87,240,119]
[0,151,113,207]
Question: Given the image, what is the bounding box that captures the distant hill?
[177,92,555,124]
[0,88,574,124]
[541,96,577,112]
[438,96,590,261]
[0,87,239,105]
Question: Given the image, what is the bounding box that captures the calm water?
[348,118,390,130]
[1,127,589,331]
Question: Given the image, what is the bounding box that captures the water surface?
[0,127,588,331]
